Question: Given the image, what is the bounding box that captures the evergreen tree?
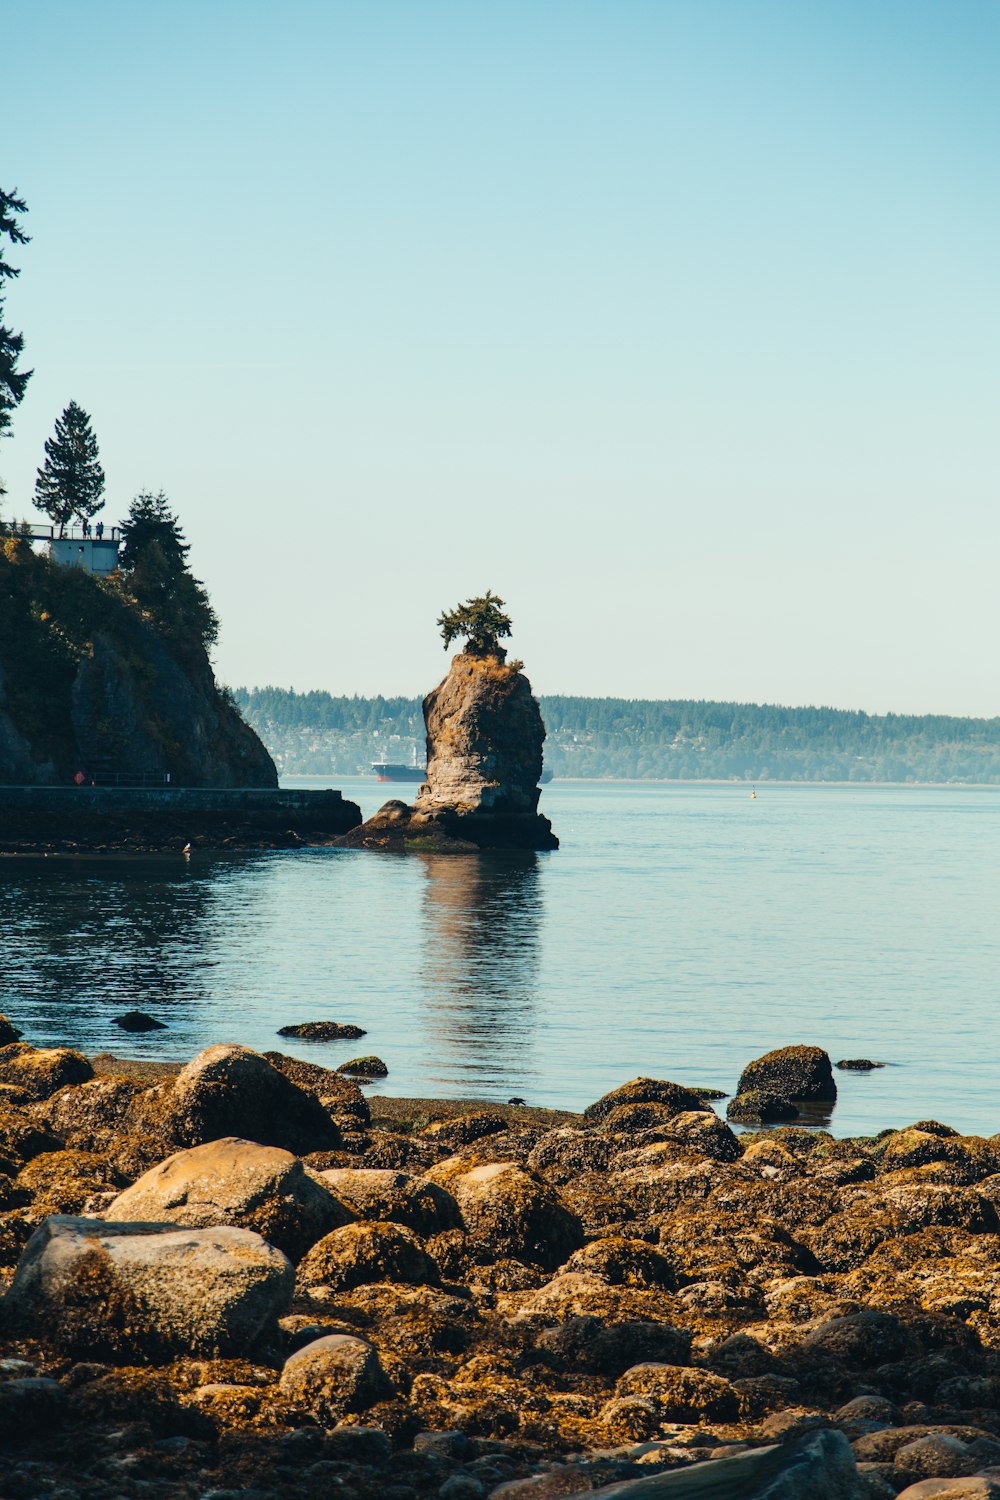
[437,591,513,652]
[0,189,32,498]
[118,489,218,650]
[34,401,105,535]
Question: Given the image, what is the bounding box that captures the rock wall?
[0,582,276,788]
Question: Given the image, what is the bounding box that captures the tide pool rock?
[104,1137,352,1260]
[736,1045,837,1103]
[278,1333,391,1421]
[140,1043,341,1155]
[2,1215,294,1359]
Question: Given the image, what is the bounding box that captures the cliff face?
[417,646,545,817]
[0,548,276,788]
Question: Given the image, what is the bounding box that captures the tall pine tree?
[0,189,32,499]
[34,401,105,535]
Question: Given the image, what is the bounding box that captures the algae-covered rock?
[583,1077,709,1124]
[728,1089,801,1124]
[297,1220,439,1292]
[0,1044,93,1101]
[318,1168,460,1234]
[615,1362,742,1420]
[141,1044,340,1155]
[278,1333,392,1421]
[736,1045,837,1103]
[429,1160,583,1270]
[104,1137,353,1260]
[2,1214,294,1359]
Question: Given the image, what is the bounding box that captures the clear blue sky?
[3,1,998,713]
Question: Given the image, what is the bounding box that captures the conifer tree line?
[0,185,216,653]
[232,686,1000,784]
[0,189,32,497]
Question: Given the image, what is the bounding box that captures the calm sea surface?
[2,778,998,1138]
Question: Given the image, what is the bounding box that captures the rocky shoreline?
[0,1034,999,1499]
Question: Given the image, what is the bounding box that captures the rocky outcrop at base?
[340,644,558,853]
[5,1040,1000,1496]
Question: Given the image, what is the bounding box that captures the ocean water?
[2,777,999,1138]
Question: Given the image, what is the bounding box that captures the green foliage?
[437,591,512,652]
[33,401,105,534]
[233,687,1000,784]
[0,188,32,497]
[117,490,218,652]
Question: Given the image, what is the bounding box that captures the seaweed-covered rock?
[615,1362,742,1421]
[104,1137,353,1260]
[318,1168,459,1234]
[736,1045,837,1103]
[583,1078,709,1124]
[277,1021,366,1041]
[429,1160,583,1270]
[2,1215,294,1359]
[0,1015,23,1046]
[0,1044,93,1101]
[278,1333,392,1421]
[140,1044,340,1155]
[337,1056,389,1079]
[297,1220,439,1292]
[728,1090,801,1124]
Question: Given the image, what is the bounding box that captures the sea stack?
[340,595,557,852]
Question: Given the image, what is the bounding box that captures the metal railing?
[29,524,121,542]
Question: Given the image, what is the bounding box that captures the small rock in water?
[112,1010,168,1033]
[736,1044,837,1102]
[0,1014,23,1046]
[837,1057,886,1070]
[337,1055,388,1078]
[276,1020,367,1041]
[727,1088,800,1123]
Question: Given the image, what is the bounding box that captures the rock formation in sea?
[340,616,557,852]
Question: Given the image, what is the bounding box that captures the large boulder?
[1,1215,294,1359]
[104,1137,353,1260]
[0,1044,93,1101]
[736,1045,837,1103]
[318,1168,460,1234]
[428,1160,583,1269]
[297,1220,439,1292]
[139,1044,341,1154]
[278,1333,392,1421]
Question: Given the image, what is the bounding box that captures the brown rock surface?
[338,645,557,851]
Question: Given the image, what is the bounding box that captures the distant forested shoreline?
[231,687,1000,784]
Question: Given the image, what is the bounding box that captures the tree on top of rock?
[0,189,32,499]
[437,591,513,656]
[118,489,218,653]
[34,401,105,536]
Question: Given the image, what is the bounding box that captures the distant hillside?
[232,686,1000,784]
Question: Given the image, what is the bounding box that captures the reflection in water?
[418,853,542,1099]
[0,855,240,1049]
